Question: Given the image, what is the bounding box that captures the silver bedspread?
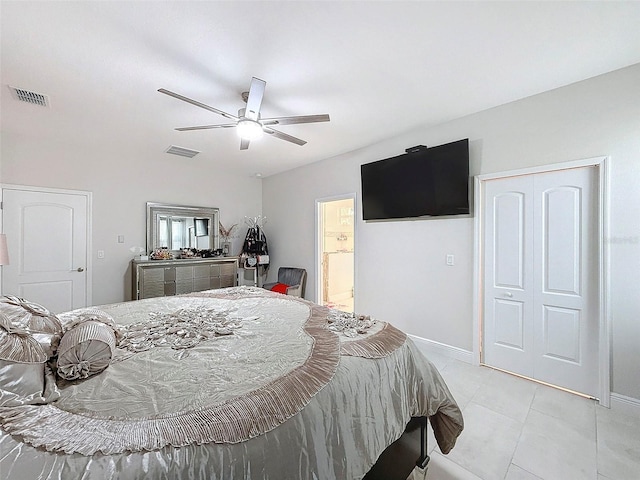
[0,288,462,479]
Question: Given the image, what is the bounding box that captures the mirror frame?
[146,202,220,253]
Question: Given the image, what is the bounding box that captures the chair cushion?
[270,283,289,294]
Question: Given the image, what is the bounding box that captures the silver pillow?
[57,320,117,381]
[0,313,60,407]
[0,295,62,357]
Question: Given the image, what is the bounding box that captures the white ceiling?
[2,1,640,178]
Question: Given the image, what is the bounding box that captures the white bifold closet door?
[483,166,599,397]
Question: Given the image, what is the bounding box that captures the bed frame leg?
[416,417,430,469]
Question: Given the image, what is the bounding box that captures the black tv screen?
[360,139,469,220]
[194,218,209,237]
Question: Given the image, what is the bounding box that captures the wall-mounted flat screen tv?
[360,138,469,220]
[194,218,209,237]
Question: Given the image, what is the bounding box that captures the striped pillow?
[57,320,117,381]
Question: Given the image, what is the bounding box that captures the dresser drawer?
[142,267,165,283]
[193,277,211,292]
[142,282,165,298]
[175,266,194,281]
[220,263,236,277]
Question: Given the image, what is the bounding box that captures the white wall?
[263,64,640,401]
[0,137,262,305]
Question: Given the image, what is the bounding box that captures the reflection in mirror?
[157,215,210,249]
[147,203,219,254]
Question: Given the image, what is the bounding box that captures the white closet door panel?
[494,192,526,289]
[542,305,581,363]
[494,299,526,350]
[533,167,598,396]
[483,176,534,377]
[543,186,582,295]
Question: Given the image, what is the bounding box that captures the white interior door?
[483,166,599,397]
[2,187,90,313]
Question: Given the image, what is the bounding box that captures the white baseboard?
[408,334,473,364]
[408,337,638,413]
[610,392,640,416]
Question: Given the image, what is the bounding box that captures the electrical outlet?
[97,250,105,259]
[446,254,455,266]
[117,235,125,243]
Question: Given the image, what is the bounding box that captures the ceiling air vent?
[165,145,200,158]
[9,86,50,107]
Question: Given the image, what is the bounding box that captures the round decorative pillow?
[57,320,117,381]
[0,295,62,357]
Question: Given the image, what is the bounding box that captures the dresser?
[131,257,238,300]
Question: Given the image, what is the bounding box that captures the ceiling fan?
[158,77,330,150]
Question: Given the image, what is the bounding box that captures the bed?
[0,287,463,479]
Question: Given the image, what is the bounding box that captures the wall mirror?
[146,203,220,253]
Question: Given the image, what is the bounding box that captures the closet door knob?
[505,292,513,297]
[76,267,85,272]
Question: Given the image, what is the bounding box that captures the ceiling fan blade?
[261,114,330,126]
[175,123,237,131]
[158,88,238,121]
[263,127,307,146]
[240,138,250,150]
[244,77,266,121]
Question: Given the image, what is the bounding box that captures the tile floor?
[412,349,640,480]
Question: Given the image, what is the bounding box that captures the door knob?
[505,292,513,297]
[76,267,85,272]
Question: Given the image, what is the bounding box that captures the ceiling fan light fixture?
[237,119,263,140]
[159,77,330,150]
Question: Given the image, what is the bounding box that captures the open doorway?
[316,195,355,312]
